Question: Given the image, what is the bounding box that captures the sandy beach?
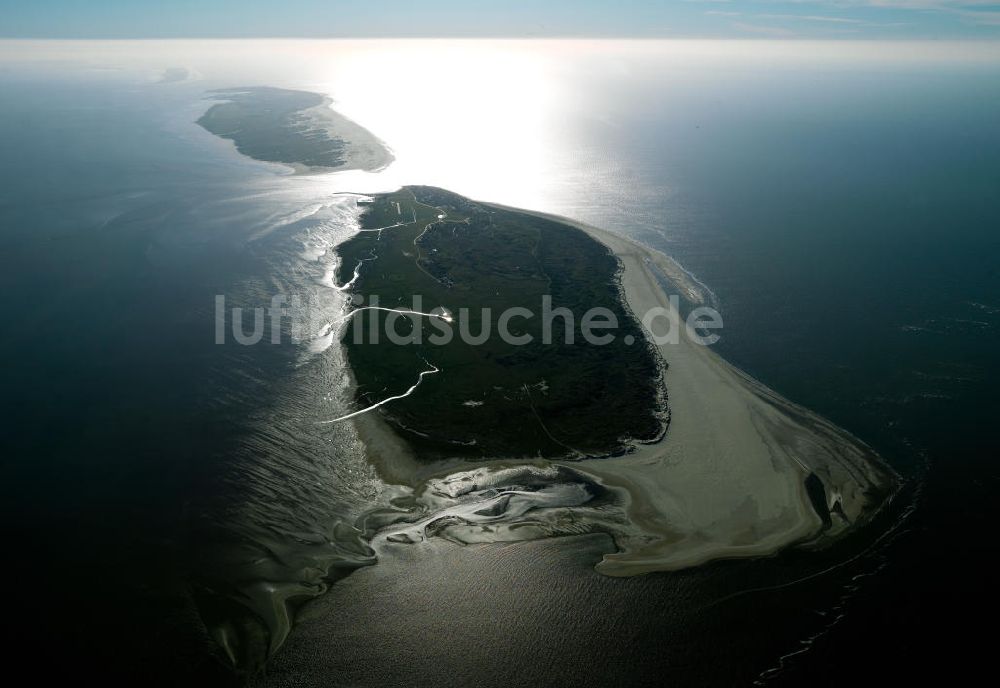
[295,96,395,174]
[513,207,898,573]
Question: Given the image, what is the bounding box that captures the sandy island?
[346,201,898,576]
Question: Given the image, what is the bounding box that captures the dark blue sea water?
[0,66,378,680]
[552,62,1000,685]
[2,45,998,686]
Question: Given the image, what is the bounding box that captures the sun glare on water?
[302,40,565,209]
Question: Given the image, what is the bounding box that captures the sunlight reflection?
[304,41,563,209]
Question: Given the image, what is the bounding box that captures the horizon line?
[3,35,1000,42]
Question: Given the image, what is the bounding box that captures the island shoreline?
[343,192,899,576]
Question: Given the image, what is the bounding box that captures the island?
[337,188,898,573]
[197,86,393,173]
[195,88,899,677]
[335,187,667,461]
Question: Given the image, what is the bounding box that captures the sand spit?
[519,208,898,574]
[348,202,898,575]
[295,96,394,175]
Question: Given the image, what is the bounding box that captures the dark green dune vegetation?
[337,187,667,461]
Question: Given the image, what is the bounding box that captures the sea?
[1,40,998,686]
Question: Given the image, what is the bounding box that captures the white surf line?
[337,206,425,290]
[701,484,916,612]
[320,360,441,424]
[333,255,377,292]
[334,260,364,291]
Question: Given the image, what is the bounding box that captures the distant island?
[197,86,393,173]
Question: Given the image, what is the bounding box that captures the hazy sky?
[1,1,999,39]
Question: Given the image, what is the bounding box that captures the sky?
[1,0,999,39]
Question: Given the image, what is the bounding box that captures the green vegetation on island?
[198,87,392,172]
[337,187,667,461]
